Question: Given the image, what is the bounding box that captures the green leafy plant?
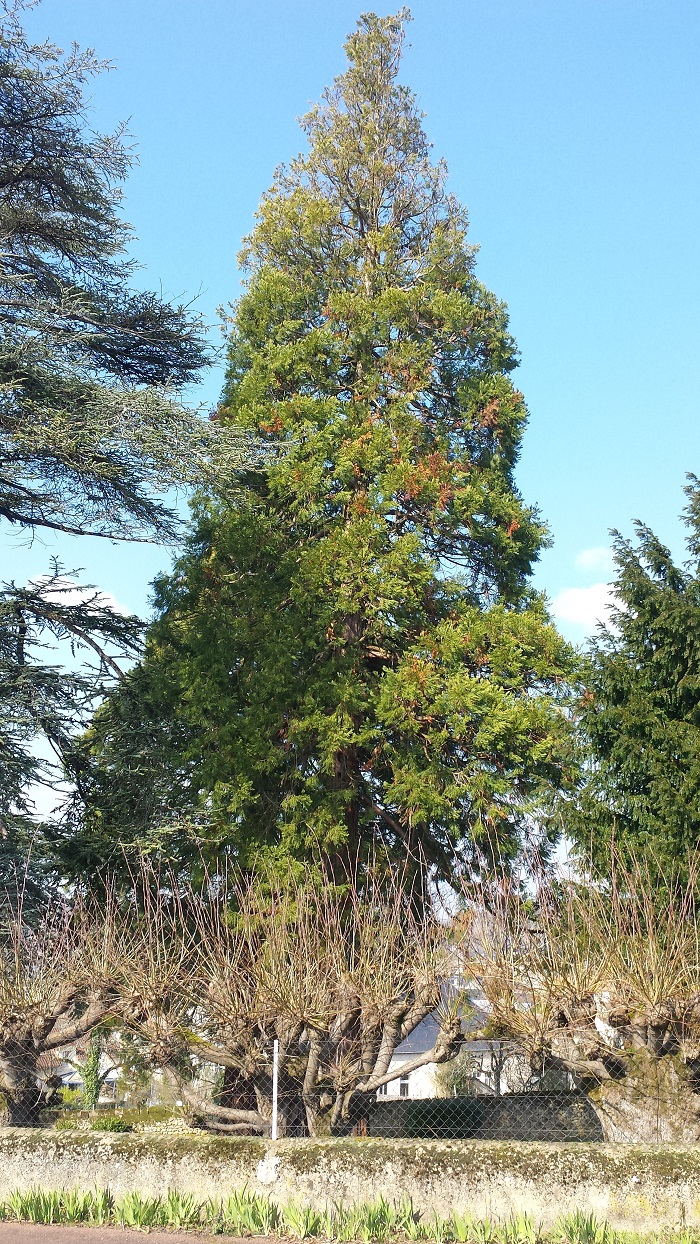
[330,1204,366,1243]
[556,1210,614,1244]
[471,1219,497,1244]
[451,1212,476,1243]
[283,1203,324,1239]
[80,1031,102,1110]
[397,1198,427,1241]
[91,1115,132,1133]
[358,1198,400,1243]
[59,1191,95,1223]
[218,1189,282,1235]
[431,1213,456,1243]
[163,1190,202,1228]
[116,1191,165,1229]
[58,1087,82,1109]
[87,1189,114,1225]
[5,1189,62,1224]
[500,1212,543,1244]
[0,1187,646,1243]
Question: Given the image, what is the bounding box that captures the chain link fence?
[2,1035,688,1145]
[366,1089,601,1142]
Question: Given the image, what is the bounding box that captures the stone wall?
[0,1130,699,1232]
[369,1093,603,1141]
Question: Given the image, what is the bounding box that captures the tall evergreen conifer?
[569,481,700,878]
[77,12,575,885]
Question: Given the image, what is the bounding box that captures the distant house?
[376,1007,487,1100]
[377,1003,571,1100]
[38,1042,121,1102]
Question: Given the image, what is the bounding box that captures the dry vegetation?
[460,856,700,1140]
[121,869,463,1135]
[3,853,700,1141]
[0,889,138,1124]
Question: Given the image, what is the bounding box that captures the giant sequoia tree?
[75,11,575,885]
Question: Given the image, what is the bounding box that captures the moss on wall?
[0,1130,700,1231]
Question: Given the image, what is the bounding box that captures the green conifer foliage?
[78,12,575,884]
[569,480,700,877]
[0,3,256,885]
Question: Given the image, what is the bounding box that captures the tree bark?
[587,1051,700,1143]
[0,1049,53,1127]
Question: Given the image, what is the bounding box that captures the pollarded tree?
[75,11,576,886]
[465,853,700,1143]
[0,887,134,1126]
[121,869,463,1137]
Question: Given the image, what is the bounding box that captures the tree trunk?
[0,1084,50,1127]
[220,1066,258,1113]
[0,1049,51,1127]
[303,1096,333,1137]
[587,1051,700,1142]
[303,1087,372,1137]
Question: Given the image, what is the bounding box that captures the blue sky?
[6,0,700,644]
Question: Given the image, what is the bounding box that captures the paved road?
[0,1228,265,1243]
[0,1231,199,1243]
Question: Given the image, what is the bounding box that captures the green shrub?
[115,1191,165,1228]
[90,1116,132,1133]
[163,1190,202,1228]
[58,1087,82,1109]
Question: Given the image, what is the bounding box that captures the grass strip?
[0,1186,694,1243]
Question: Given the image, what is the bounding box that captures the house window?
[399,1076,409,1098]
[377,1082,387,1097]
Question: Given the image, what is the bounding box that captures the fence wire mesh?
[1,1036,677,1144]
[366,1089,601,1142]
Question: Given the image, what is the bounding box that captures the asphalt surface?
[0,1229,265,1243]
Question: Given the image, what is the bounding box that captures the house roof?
[395,1002,490,1056]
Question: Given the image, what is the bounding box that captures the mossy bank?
[1,1131,700,1232]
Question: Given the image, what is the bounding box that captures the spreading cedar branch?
[0,1,257,544]
[0,1,262,877]
[0,565,142,846]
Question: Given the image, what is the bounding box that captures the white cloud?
[574,546,615,574]
[552,582,617,631]
[29,575,130,616]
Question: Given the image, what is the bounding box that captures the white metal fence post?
[271,1038,279,1140]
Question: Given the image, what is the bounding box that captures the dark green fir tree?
[73,11,576,889]
[569,479,700,879]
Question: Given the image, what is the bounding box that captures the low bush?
[57,1088,82,1110]
[90,1116,132,1133]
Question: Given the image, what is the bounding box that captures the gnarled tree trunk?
[587,1051,700,1143]
[0,1045,54,1127]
